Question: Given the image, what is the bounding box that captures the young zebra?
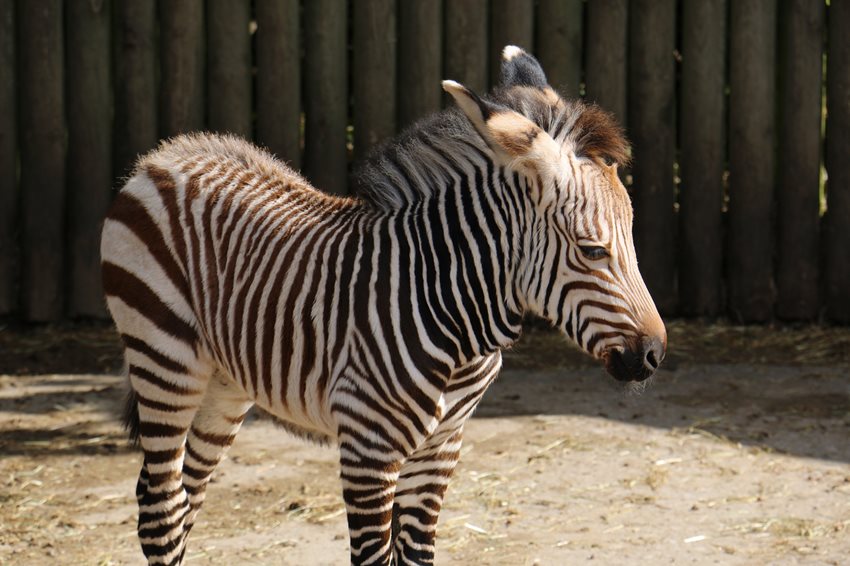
[102,47,665,565]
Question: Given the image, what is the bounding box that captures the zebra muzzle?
[604,336,665,382]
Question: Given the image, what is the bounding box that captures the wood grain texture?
[18,0,66,321]
[445,0,489,95]
[0,0,16,315]
[114,0,157,179]
[727,1,778,322]
[824,1,850,322]
[397,0,442,129]
[66,0,112,318]
[353,0,397,160]
[255,0,301,167]
[207,0,252,138]
[585,0,628,126]
[159,0,205,137]
[490,0,534,87]
[678,0,726,316]
[776,0,824,321]
[304,0,348,195]
[536,0,583,98]
[628,0,677,315]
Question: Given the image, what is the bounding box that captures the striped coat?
[102,47,665,565]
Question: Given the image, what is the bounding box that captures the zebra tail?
[123,387,141,447]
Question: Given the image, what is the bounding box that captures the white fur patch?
[502,45,524,61]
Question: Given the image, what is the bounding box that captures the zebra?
[101,46,666,566]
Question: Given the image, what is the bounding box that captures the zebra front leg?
[392,427,463,565]
[182,370,253,534]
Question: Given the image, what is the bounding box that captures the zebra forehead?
[575,164,634,221]
[492,86,630,167]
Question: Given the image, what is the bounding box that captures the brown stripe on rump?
[122,334,189,375]
[105,193,191,305]
[146,165,191,294]
[182,174,207,315]
[194,166,245,362]
[103,262,198,348]
[130,364,202,396]
[217,179,281,384]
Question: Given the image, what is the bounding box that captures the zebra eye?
[579,245,609,261]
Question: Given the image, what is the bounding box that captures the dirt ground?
[1,322,849,565]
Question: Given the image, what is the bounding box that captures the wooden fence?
[1,0,848,324]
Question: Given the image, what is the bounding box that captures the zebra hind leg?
[124,342,212,566]
[392,427,464,565]
[338,436,403,566]
[182,370,254,534]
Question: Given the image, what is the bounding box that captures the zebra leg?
[339,438,403,566]
[126,349,211,566]
[182,370,253,533]
[392,427,464,565]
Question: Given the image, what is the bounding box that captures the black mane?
[353,87,630,210]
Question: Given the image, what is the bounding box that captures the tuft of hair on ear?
[500,45,548,89]
[572,104,631,167]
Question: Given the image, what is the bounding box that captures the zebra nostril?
[641,336,665,371]
[645,349,659,370]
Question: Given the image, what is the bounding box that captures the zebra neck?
[353,173,524,364]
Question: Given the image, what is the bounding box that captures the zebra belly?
[205,335,343,440]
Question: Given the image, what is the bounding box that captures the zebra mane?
[354,86,630,210]
[140,132,305,186]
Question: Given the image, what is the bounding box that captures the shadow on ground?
[1,322,848,464]
[480,363,850,464]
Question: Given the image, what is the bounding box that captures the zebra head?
[443,46,666,383]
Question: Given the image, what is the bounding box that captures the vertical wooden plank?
[628,0,677,315]
[536,0,583,98]
[678,0,726,316]
[397,1,442,129]
[445,0,489,94]
[303,0,348,195]
[255,0,301,167]
[491,0,534,87]
[727,1,777,322]
[66,0,112,318]
[824,0,850,322]
[776,0,824,320]
[353,0,397,160]
[0,0,15,315]
[114,1,157,178]
[17,0,66,321]
[585,0,628,125]
[159,0,205,137]
[207,0,252,138]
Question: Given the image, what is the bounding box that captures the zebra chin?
[604,349,654,382]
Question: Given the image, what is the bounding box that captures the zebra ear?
[500,45,548,89]
[442,80,495,138]
[443,80,559,164]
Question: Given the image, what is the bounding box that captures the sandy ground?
[1,325,849,565]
